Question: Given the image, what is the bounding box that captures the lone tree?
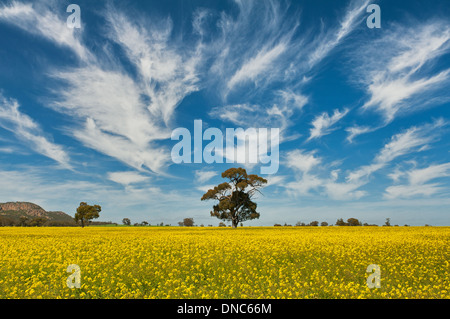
[75,202,101,227]
[201,167,267,228]
[183,218,194,227]
[347,218,362,226]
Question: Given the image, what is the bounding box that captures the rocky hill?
[0,202,75,224]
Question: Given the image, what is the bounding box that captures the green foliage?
[335,218,364,226]
[347,218,362,226]
[183,218,194,227]
[74,202,101,227]
[201,167,267,228]
[28,217,47,227]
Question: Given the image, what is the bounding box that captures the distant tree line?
[0,216,77,227]
[274,217,413,227]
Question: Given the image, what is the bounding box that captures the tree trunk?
[231,218,238,228]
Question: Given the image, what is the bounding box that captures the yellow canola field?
[0,226,448,299]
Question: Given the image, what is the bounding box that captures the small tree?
[320,221,328,226]
[384,218,391,226]
[19,216,29,227]
[122,218,131,226]
[309,221,319,226]
[347,218,362,226]
[201,167,267,228]
[75,202,101,227]
[335,218,347,226]
[183,218,194,227]
[29,217,47,227]
[0,216,15,226]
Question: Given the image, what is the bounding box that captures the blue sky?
[0,0,450,226]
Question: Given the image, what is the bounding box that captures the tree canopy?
[201,167,267,228]
[75,202,101,227]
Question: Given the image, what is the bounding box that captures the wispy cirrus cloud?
[307,0,370,68]
[107,171,150,186]
[307,108,349,141]
[0,1,90,61]
[0,1,203,174]
[384,162,450,199]
[356,21,450,124]
[284,119,447,200]
[105,8,201,125]
[347,118,446,184]
[226,41,288,93]
[345,125,376,143]
[0,94,71,168]
[194,169,217,184]
[205,0,369,146]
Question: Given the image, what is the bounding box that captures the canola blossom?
[0,226,448,299]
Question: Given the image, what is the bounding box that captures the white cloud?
[38,6,203,174]
[407,163,450,185]
[209,90,308,145]
[108,171,150,186]
[266,175,286,187]
[285,149,321,174]
[194,170,217,184]
[0,1,90,61]
[0,94,71,168]
[374,119,444,164]
[323,180,367,200]
[387,23,450,74]
[277,90,309,111]
[105,9,200,125]
[285,174,323,197]
[384,183,444,199]
[283,148,367,200]
[347,119,445,184]
[205,0,300,96]
[345,125,375,143]
[196,184,216,193]
[284,119,447,200]
[73,117,170,173]
[227,42,287,91]
[363,70,450,123]
[307,108,349,141]
[205,0,366,147]
[307,0,369,67]
[387,168,404,183]
[384,162,450,199]
[209,103,259,127]
[357,21,450,123]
